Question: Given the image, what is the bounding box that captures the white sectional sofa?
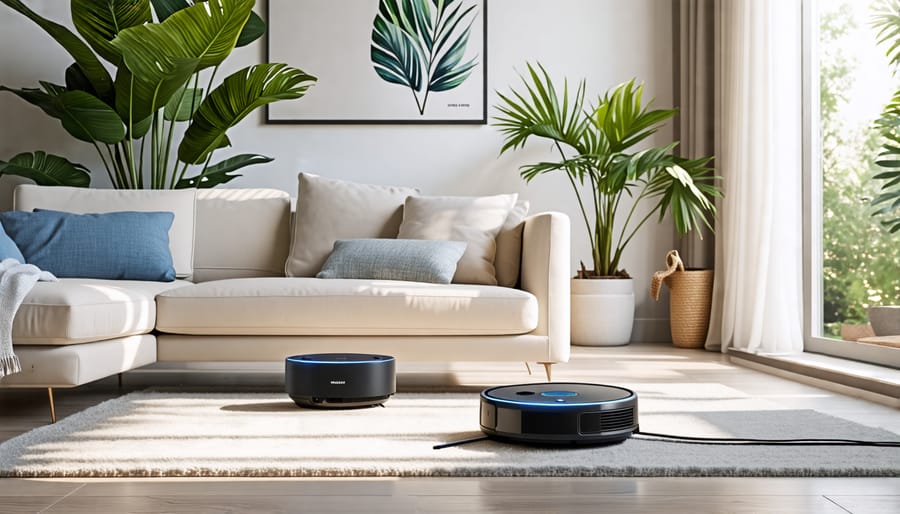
[0,181,571,421]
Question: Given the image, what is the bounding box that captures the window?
[804,0,900,368]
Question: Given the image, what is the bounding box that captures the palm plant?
[494,63,721,278]
[872,0,900,233]
[0,0,316,189]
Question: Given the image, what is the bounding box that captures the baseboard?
[631,318,671,343]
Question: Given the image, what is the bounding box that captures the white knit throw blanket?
[0,259,56,378]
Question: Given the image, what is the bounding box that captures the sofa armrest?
[520,211,570,363]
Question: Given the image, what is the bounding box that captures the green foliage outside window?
[820,1,900,336]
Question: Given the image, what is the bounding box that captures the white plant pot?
[570,277,634,346]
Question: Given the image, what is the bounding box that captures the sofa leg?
[47,387,57,424]
[524,362,533,375]
[539,362,552,382]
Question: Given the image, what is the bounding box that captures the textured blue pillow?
[317,239,467,284]
[0,220,25,263]
[0,209,176,281]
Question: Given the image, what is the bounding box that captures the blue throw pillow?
[0,209,176,281]
[0,220,25,263]
[316,239,467,284]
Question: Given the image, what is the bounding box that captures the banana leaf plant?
[0,0,316,189]
[872,1,900,233]
[494,63,722,278]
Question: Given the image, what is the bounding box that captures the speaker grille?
[579,407,635,434]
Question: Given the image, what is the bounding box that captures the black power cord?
[633,431,900,447]
[433,435,490,449]
[434,432,900,449]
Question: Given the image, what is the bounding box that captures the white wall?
[0,0,677,341]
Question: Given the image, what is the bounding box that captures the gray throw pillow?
[316,239,467,284]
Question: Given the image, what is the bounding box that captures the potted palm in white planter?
[494,64,721,345]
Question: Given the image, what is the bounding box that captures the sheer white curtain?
[705,0,804,354]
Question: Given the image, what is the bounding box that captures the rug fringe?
[0,354,22,378]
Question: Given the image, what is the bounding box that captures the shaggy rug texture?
[1,389,897,477]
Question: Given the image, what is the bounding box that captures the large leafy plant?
[371,0,478,115]
[0,0,316,189]
[494,64,721,278]
[872,0,900,233]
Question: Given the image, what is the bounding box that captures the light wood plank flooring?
[1,344,898,513]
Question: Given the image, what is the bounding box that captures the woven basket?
[650,250,714,348]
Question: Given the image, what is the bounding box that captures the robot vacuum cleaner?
[285,353,395,408]
[480,382,639,445]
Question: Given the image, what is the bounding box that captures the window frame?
[801,0,900,369]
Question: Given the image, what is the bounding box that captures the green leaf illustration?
[370,0,479,115]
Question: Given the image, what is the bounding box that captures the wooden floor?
[1,344,898,513]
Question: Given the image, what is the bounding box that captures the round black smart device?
[285,353,396,408]
[480,382,638,445]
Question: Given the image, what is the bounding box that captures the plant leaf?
[0,0,113,98]
[236,11,266,47]
[114,0,254,73]
[112,54,200,124]
[129,114,153,138]
[0,85,125,144]
[113,0,255,123]
[0,151,91,187]
[71,0,152,66]
[175,153,272,188]
[150,0,263,46]
[65,63,97,96]
[150,0,190,21]
[178,63,315,164]
[164,87,204,121]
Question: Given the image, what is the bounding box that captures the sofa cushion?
[285,173,418,277]
[13,184,196,278]
[13,279,191,345]
[1,335,157,387]
[398,194,518,285]
[495,200,529,288]
[155,277,538,336]
[0,209,176,281]
[317,239,466,284]
[193,188,291,282]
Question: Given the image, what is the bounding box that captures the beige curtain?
[673,0,716,270]
[705,0,804,355]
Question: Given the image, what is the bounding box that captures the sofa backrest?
[192,188,291,282]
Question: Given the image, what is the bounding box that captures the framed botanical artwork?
[266,0,487,124]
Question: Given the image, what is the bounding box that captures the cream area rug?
[1,388,898,478]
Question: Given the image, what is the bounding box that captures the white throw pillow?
[398,193,518,285]
[285,173,418,277]
[13,184,196,278]
[495,200,530,288]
